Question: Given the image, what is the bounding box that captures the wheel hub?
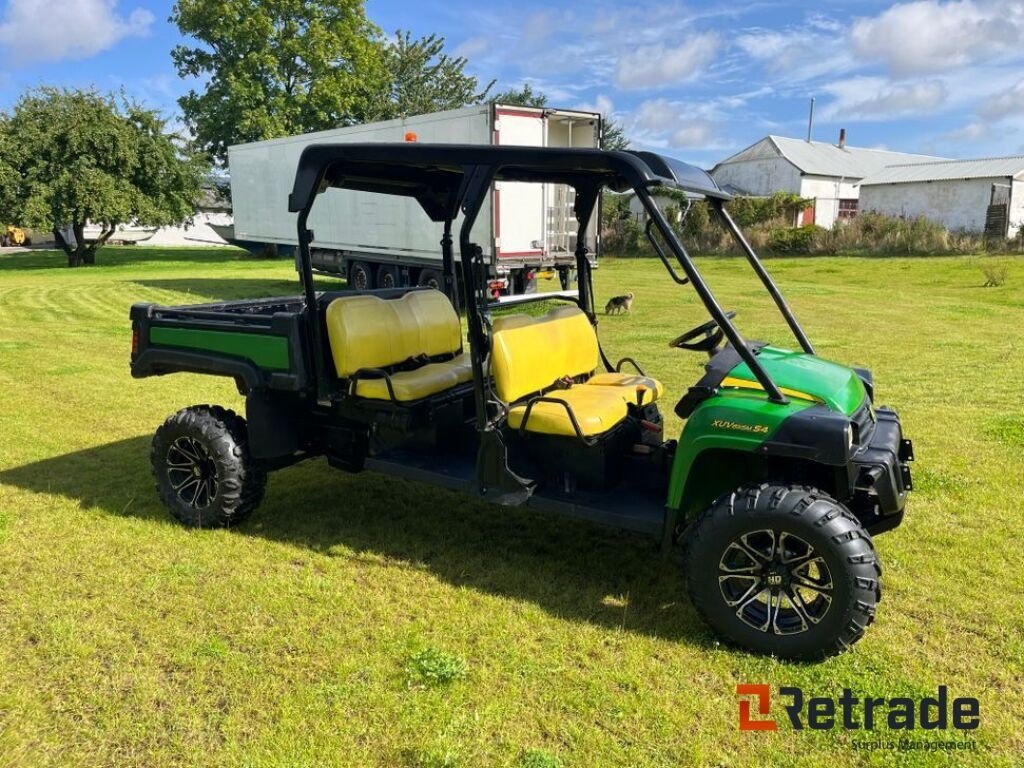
[166,436,219,509]
[718,529,834,635]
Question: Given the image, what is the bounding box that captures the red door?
[801,202,816,226]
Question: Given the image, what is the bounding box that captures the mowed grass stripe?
[0,247,1022,766]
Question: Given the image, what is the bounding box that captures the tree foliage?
[370,31,493,120]
[0,87,206,266]
[173,0,493,162]
[172,0,386,162]
[491,83,548,107]
[601,119,629,151]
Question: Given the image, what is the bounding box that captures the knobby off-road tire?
[682,483,882,660]
[151,405,267,528]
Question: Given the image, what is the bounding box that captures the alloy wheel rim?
[166,437,218,509]
[718,529,833,635]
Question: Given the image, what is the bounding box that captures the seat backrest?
[490,305,599,403]
[325,290,462,377]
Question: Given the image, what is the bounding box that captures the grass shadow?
[0,437,711,648]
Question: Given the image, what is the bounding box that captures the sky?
[2,0,1024,168]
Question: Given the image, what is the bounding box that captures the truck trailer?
[227,104,602,295]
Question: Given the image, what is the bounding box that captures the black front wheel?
[151,405,266,528]
[682,483,881,659]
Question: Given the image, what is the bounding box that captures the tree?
[0,87,206,267]
[172,0,386,163]
[491,83,548,107]
[602,119,629,151]
[370,31,494,120]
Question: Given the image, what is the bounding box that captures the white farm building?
[710,133,941,228]
[858,156,1024,238]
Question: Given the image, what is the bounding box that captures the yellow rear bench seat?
[325,291,472,402]
[490,306,663,437]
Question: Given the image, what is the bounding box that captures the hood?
[725,346,867,416]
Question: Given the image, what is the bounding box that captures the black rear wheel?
[377,264,399,289]
[682,483,881,659]
[151,405,266,528]
[417,268,442,290]
[348,260,373,291]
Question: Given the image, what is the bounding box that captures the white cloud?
[453,36,489,59]
[980,79,1024,118]
[575,94,615,118]
[850,0,1024,77]
[942,121,990,141]
[821,77,948,120]
[734,26,857,83]
[615,32,719,90]
[622,98,730,151]
[0,0,152,64]
[671,120,716,148]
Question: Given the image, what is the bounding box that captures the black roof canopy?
[287,143,729,221]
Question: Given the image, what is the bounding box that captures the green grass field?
[0,247,1022,767]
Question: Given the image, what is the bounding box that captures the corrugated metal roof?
[767,136,942,179]
[859,156,1024,185]
[712,135,942,179]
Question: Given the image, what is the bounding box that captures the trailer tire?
[681,483,881,659]
[151,405,267,528]
[417,269,442,290]
[348,261,374,291]
[377,264,399,289]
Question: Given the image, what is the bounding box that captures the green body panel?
[666,347,867,512]
[149,327,291,371]
[666,392,815,510]
[729,346,866,416]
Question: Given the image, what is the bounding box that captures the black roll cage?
[288,143,815,412]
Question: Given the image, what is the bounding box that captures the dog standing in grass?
[605,292,634,315]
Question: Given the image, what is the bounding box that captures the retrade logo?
[736,685,980,732]
[737,684,778,731]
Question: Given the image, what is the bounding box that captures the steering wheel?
[668,311,737,353]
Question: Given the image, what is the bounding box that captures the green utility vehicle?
[130,145,913,659]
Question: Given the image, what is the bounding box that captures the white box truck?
[227,103,602,295]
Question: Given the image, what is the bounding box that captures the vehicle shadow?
[0,437,712,648]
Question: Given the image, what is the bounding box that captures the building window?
[838,198,859,220]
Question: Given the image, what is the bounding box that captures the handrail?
[713,201,816,356]
[645,218,690,285]
[636,187,789,405]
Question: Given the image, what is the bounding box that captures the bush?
[600,191,1015,258]
[768,225,819,254]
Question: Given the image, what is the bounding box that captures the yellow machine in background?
[1,225,27,246]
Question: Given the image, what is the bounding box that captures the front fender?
[667,393,815,511]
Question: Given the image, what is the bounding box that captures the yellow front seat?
[491,306,631,438]
[506,387,628,437]
[585,372,664,406]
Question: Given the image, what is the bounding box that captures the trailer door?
[493,110,546,259]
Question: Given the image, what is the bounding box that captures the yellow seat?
[585,372,664,406]
[353,362,462,401]
[443,351,474,384]
[507,386,628,437]
[325,290,469,402]
[491,305,638,437]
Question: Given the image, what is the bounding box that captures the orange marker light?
[404,131,418,142]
